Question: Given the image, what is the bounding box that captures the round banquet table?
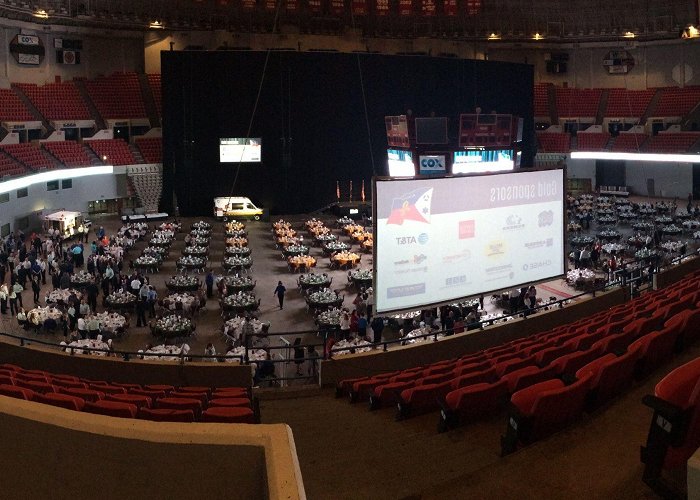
[298,273,332,290]
[332,252,361,268]
[166,276,201,292]
[288,255,316,272]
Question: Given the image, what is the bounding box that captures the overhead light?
[532,33,544,40]
[149,20,164,29]
[623,31,635,39]
[571,151,700,163]
[0,166,114,195]
[487,33,501,41]
[33,9,49,19]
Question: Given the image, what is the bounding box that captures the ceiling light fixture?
[33,9,49,19]
[149,20,164,29]
[487,33,500,41]
[571,151,700,163]
[623,31,635,39]
[532,33,543,40]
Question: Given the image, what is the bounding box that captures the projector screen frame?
[372,167,567,315]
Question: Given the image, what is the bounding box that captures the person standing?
[12,280,23,309]
[371,315,384,344]
[31,276,40,305]
[205,270,214,299]
[136,297,147,327]
[293,337,304,376]
[273,281,286,310]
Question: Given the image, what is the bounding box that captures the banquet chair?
[640,357,700,498]
[84,400,138,419]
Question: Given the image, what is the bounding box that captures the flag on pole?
[349,180,353,202]
[336,180,340,201]
[361,180,365,202]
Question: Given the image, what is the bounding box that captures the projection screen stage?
[374,169,565,314]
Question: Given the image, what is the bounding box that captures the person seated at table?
[16,308,28,329]
[43,316,58,333]
[204,342,217,361]
[254,351,276,386]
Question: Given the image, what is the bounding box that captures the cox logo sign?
[419,155,446,173]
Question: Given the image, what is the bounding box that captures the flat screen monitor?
[219,138,262,163]
[374,169,565,313]
[415,117,448,144]
[453,149,514,174]
[387,149,415,177]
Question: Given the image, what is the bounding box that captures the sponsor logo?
[524,238,554,250]
[459,220,475,239]
[442,249,472,264]
[522,259,552,271]
[502,214,525,231]
[393,254,427,266]
[538,210,554,227]
[445,275,467,287]
[395,233,429,246]
[485,240,507,258]
[387,283,426,299]
[395,266,428,275]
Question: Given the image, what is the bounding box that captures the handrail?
[1,252,696,368]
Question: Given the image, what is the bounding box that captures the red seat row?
[0,363,257,424]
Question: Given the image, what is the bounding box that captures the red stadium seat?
[208,398,251,408]
[397,381,453,419]
[500,364,559,394]
[156,397,202,418]
[641,357,700,497]
[106,393,153,409]
[439,380,509,432]
[84,400,138,419]
[501,372,593,454]
[576,345,640,408]
[0,383,35,401]
[201,406,255,423]
[137,407,195,423]
[58,387,105,402]
[35,392,86,412]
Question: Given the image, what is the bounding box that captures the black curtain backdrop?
[161,51,534,216]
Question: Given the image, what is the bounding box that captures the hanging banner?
[375,0,389,16]
[421,0,435,16]
[307,0,322,12]
[351,0,367,15]
[286,0,298,12]
[265,0,277,11]
[398,0,412,16]
[330,0,344,14]
[241,0,257,10]
[466,0,481,15]
[443,0,457,16]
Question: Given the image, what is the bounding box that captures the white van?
[213,196,264,220]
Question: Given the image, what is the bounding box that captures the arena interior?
[2,0,700,498]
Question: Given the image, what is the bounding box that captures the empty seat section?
[575,132,610,151]
[43,140,93,167]
[84,72,147,119]
[0,88,34,121]
[148,73,162,116]
[643,133,700,153]
[536,132,570,153]
[86,139,136,165]
[605,88,655,118]
[533,83,551,118]
[555,87,602,118]
[16,81,91,121]
[611,134,648,152]
[652,86,700,117]
[1,143,58,169]
[135,137,163,163]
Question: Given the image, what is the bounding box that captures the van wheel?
[254,215,260,220]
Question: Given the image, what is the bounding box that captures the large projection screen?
[374,169,565,314]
